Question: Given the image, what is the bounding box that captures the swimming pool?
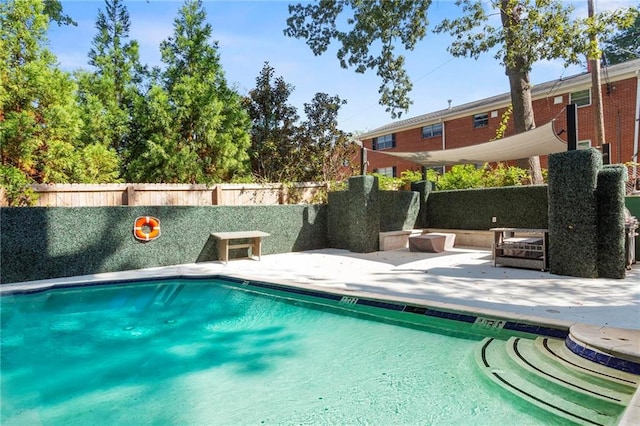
[0,276,612,424]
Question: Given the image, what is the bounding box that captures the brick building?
[358,59,640,182]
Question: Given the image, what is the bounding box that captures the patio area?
[9,247,638,331]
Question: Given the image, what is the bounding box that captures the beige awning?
[378,120,567,167]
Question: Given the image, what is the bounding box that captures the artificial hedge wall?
[626,196,640,260]
[596,166,627,278]
[424,185,549,230]
[548,149,601,278]
[379,190,420,232]
[327,176,380,253]
[1,205,327,284]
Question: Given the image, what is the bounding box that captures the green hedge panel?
[346,176,380,253]
[596,166,626,278]
[1,205,327,284]
[379,190,420,232]
[626,196,640,260]
[327,191,351,250]
[424,185,549,230]
[548,149,602,278]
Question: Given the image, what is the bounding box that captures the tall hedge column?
[596,166,627,278]
[548,149,602,278]
[411,180,433,229]
[327,175,380,253]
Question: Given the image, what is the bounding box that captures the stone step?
[534,336,639,389]
[476,337,622,426]
[507,337,633,408]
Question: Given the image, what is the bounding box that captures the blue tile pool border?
[565,336,640,375]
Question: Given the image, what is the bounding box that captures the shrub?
[0,165,38,206]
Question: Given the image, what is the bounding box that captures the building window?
[373,134,395,150]
[570,89,591,107]
[374,166,396,177]
[473,113,489,128]
[422,123,443,139]
[577,139,591,150]
[426,166,444,176]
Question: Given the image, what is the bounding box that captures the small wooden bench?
[211,231,270,263]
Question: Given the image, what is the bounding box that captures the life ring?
[134,216,161,241]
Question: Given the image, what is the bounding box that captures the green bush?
[0,165,38,206]
[435,163,529,190]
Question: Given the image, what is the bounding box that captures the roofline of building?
[358,59,640,140]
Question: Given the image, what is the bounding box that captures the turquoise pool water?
[1,279,559,425]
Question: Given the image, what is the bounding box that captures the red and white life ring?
[134,216,161,241]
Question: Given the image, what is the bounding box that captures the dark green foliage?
[0,204,327,284]
[327,176,380,253]
[79,0,145,167]
[548,149,602,278]
[425,186,549,230]
[379,191,420,232]
[626,196,640,261]
[244,63,356,182]
[596,166,626,278]
[411,180,433,229]
[327,191,351,250]
[603,5,640,65]
[285,0,431,118]
[244,62,300,181]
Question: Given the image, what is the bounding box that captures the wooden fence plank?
[0,183,328,206]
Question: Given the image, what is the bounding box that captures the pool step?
[475,337,638,426]
[534,337,639,389]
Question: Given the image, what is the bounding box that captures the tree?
[43,0,76,26]
[75,0,146,181]
[285,0,430,119]
[297,93,356,182]
[125,83,197,183]
[0,0,133,190]
[243,62,301,181]
[0,0,120,189]
[285,0,635,184]
[130,0,251,183]
[602,4,640,65]
[434,0,634,183]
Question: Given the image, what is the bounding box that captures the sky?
[46,0,636,135]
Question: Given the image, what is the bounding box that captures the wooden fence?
[0,183,329,207]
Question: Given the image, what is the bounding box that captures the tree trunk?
[501,1,544,185]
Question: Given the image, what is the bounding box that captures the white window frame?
[373,134,395,150]
[473,113,489,128]
[374,166,396,177]
[570,89,591,107]
[577,139,591,150]
[422,123,443,139]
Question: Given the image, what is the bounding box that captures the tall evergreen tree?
[0,0,119,192]
[77,0,145,179]
[244,62,300,181]
[129,0,250,183]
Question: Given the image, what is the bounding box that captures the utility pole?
[588,0,606,150]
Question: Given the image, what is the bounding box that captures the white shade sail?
[378,121,567,167]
